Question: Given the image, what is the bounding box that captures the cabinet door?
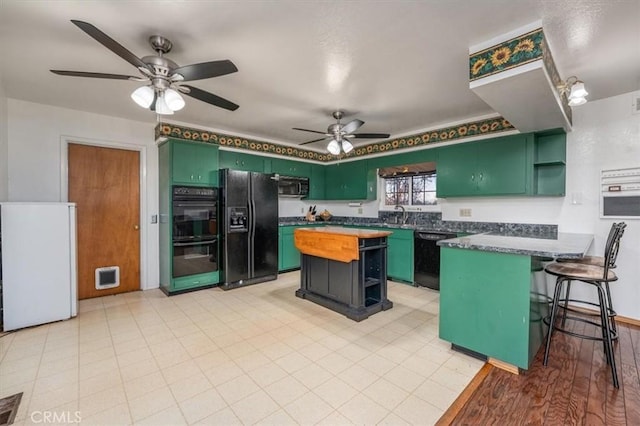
[272,158,310,177]
[325,161,369,200]
[435,143,477,197]
[172,142,219,186]
[219,151,264,172]
[387,230,414,283]
[280,233,301,270]
[476,134,528,196]
[308,164,325,200]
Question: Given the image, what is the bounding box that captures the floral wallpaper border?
[469,28,544,81]
[156,116,515,162]
[469,26,571,125]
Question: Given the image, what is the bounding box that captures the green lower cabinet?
[386,230,414,283]
[165,271,219,294]
[439,247,546,369]
[279,224,324,271]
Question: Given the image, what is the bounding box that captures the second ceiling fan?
[293,111,390,155]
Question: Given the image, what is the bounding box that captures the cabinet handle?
[198,175,202,181]
[190,174,194,180]
[479,172,484,181]
[235,160,239,165]
[471,173,475,181]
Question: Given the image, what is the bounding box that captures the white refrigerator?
[1,202,78,331]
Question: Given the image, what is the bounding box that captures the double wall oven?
[172,186,218,278]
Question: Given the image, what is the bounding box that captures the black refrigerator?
[219,169,279,289]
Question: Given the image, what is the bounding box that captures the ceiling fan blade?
[181,84,239,111]
[299,137,328,145]
[292,128,327,135]
[352,132,391,139]
[341,119,364,134]
[50,70,139,80]
[70,20,151,71]
[172,60,238,81]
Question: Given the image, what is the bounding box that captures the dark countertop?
[436,232,594,258]
[279,220,458,233]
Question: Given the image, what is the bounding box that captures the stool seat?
[556,255,606,267]
[545,262,617,281]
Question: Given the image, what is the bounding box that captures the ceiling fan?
[50,20,239,114]
[293,111,390,155]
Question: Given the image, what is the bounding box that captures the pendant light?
[130,86,154,108]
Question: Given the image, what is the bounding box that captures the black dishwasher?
[414,231,456,290]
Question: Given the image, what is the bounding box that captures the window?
[384,172,437,206]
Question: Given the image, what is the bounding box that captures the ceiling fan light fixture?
[155,93,174,115]
[327,139,341,155]
[131,85,154,108]
[164,88,185,111]
[342,140,354,153]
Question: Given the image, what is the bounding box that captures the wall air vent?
[95,266,120,290]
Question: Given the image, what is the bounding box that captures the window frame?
[378,170,441,212]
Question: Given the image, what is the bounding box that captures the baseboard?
[566,304,640,327]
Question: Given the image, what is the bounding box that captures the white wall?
[6,99,159,289]
[0,76,8,201]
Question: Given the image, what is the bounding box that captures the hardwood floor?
[440,317,640,425]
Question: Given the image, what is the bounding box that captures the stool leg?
[544,277,565,366]
[597,284,619,388]
[561,280,572,327]
[604,281,617,339]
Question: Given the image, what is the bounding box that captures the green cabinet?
[532,131,566,196]
[325,160,376,200]
[219,150,265,172]
[386,229,414,283]
[158,139,220,295]
[436,134,530,197]
[308,164,326,200]
[271,158,311,177]
[279,224,324,271]
[172,140,219,186]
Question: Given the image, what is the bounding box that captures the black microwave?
[277,175,309,198]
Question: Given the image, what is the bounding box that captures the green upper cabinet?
[219,150,265,172]
[171,140,219,186]
[271,158,311,177]
[308,164,326,200]
[325,160,376,200]
[436,134,530,197]
[532,131,566,196]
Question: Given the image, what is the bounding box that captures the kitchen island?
[437,232,593,372]
[294,226,393,321]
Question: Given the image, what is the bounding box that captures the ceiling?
[1,1,638,152]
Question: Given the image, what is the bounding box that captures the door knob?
[134,225,140,230]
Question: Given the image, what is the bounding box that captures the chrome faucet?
[394,205,408,224]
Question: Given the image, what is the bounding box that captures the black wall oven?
[172,186,218,278]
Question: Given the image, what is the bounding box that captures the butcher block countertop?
[294,226,392,263]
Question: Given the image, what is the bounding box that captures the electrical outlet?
[459,208,472,217]
[301,207,305,214]
[358,207,363,214]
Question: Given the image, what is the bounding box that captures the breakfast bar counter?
[437,232,593,371]
[294,226,393,321]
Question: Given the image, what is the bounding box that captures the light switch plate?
[459,208,472,217]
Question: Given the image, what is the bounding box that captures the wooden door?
[68,143,140,299]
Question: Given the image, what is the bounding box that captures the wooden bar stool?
[543,223,625,388]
